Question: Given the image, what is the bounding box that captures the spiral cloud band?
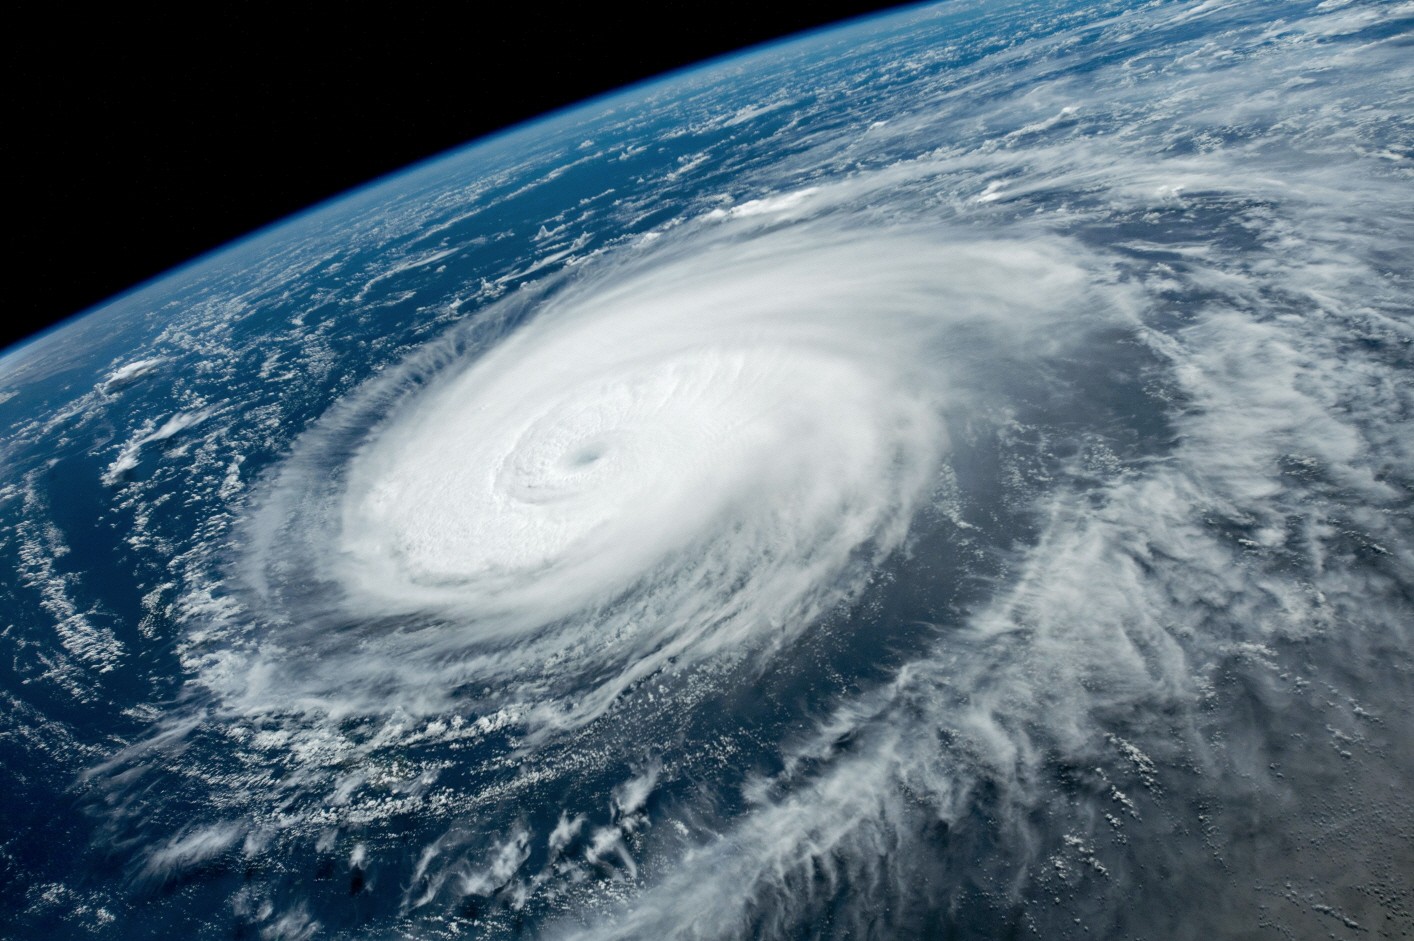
[231,227,1105,728]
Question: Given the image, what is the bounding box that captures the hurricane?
[3,0,1411,939]
[227,227,1109,735]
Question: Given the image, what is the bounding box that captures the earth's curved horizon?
[2,2,1411,939]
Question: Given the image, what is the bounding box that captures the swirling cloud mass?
[232,231,1107,734]
[6,1,1410,939]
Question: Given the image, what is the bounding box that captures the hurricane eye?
[567,443,606,467]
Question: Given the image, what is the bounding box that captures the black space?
[6,3,921,353]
